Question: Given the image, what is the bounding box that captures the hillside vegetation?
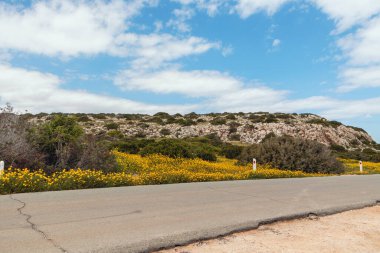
[1,105,379,194]
[27,111,375,150]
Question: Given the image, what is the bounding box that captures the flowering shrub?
[0,151,327,194]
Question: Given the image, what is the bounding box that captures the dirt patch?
[156,206,380,253]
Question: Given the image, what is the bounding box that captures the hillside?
[28,112,375,150]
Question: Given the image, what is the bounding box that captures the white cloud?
[334,16,380,91]
[166,7,195,33]
[0,64,195,114]
[114,33,219,70]
[310,1,380,92]
[338,17,380,66]
[312,0,380,33]
[321,97,380,119]
[234,0,292,18]
[115,68,242,97]
[172,0,227,16]
[207,87,288,112]
[0,0,157,57]
[272,39,281,47]
[338,66,380,92]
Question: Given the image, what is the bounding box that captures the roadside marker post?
[359,161,363,173]
[253,158,257,172]
[0,161,4,177]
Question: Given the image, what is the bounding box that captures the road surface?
[1,175,380,253]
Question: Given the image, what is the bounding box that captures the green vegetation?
[104,122,119,130]
[238,136,344,174]
[210,117,227,125]
[1,107,378,189]
[306,118,343,128]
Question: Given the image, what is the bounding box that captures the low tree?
[0,104,44,169]
[30,114,84,170]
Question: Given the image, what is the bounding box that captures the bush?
[77,115,91,122]
[225,114,236,120]
[196,151,217,162]
[229,133,241,141]
[29,114,84,170]
[210,117,227,125]
[330,144,346,152]
[139,138,218,161]
[237,144,259,165]
[107,130,124,139]
[160,128,171,136]
[307,118,342,128]
[76,135,119,173]
[154,112,171,118]
[0,104,44,169]
[145,116,164,125]
[239,136,343,174]
[221,144,243,159]
[29,115,118,173]
[92,114,107,119]
[184,112,198,119]
[105,122,119,130]
[139,139,194,159]
[336,149,380,163]
[115,139,155,154]
[175,118,196,126]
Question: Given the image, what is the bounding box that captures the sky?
[0,0,379,141]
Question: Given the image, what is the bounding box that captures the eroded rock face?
[30,113,374,149]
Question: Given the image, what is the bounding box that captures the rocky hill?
[29,112,375,150]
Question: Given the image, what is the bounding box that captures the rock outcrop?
[30,112,375,149]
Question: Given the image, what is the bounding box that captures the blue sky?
[0,0,380,141]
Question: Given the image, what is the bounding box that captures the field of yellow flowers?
[2,151,374,194]
[339,158,380,174]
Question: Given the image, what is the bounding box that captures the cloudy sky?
[0,0,379,140]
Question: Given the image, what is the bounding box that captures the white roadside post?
[0,161,4,177]
[252,158,257,172]
[359,161,363,173]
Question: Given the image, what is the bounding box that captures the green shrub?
[330,144,346,152]
[175,118,196,126]
[108,130,124,139]
[154,112,171,118]
[210,117,227,125]
[140,139,194,159]
[77,115,91,122]
[105,122,119,130]
[30,115,84,169]
[196,151,217,162]
[306,118,342,128]
[229,133,241,141]
[160,128,171,136]
[92,114,107,119]
[225,114,236,120]
[221,145,243,159]
[184,112,198,119]
[239,136,343,174]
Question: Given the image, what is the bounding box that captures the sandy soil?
[156,206,380,253]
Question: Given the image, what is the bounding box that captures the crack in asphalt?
[9,195,68,253]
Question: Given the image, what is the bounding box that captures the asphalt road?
[1,175,380,253]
